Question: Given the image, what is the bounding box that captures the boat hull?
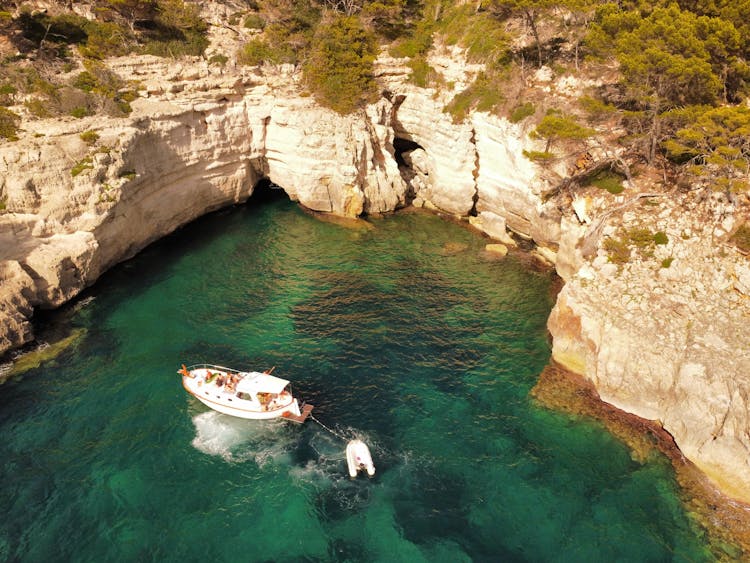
[189,387,300,420]
[180,365,302,421]
[346,439,375,478]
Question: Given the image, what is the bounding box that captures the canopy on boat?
[235,372,290,395]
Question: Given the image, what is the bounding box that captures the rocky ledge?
[1,43,749,508]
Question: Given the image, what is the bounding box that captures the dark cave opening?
[248,178,287,205]
[393,137,423,168]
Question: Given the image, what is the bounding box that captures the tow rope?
[309,413,349,442]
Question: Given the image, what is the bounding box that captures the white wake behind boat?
[178,364,313,423]
[346,439,375,478]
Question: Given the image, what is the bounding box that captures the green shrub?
[116,100,132,114]
[79,21,132,59]
[0,197,6,212]
[24,98,51,118]
[730,224,750,253]
[261,0,320,67]
[445,71,505,123]
[579,95,617,120]
[238,40,273,66]
[603,236,631,264]
[388,20,433,58]
[72,71,98,93]
[18,10,88,46]
[140,0,209,58]
[509,102,535,123]
[0,107,19,140]
[80,130,99,145]
[653,231,668,245]
[438,6,509,64]
[361,0,409,39]
[530,109,595,153]
[208,53,229,66]
[142,35,208,58]
[69,63,134,116]
[70,106,91,118]
[627,227,654,248]
[71,156,93,177]
[119,170,136,180]
[603,227,669,263]
[407,56,440,88]
[0,83,16,106]
[661,256,674,268]
[588,170,624,194]
[304,15,377,114]
[522,149,555,163]
[243,14,266,30]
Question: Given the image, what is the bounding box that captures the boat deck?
[283,403,314,424]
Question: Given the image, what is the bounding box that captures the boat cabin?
[233,371,294,411]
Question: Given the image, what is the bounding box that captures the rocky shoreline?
[532,363,750,560]
[1,23,749,531]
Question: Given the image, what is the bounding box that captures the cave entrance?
[392,137,426,204]
[249,178,287,205]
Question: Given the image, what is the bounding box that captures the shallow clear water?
[0,196,711,562]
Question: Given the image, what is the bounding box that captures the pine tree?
[587,4,736,163]
[304,15,377,114]
[530,109,594,153]
[664,105,750,193]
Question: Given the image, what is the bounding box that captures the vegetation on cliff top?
[1,0,750,197]
[0,0,208,125]
[232,0,750,194]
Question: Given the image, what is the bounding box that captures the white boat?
[178,364,313,423]
[346,439,375,478]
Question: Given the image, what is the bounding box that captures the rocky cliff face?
[548,190,750,502]
[0,58,410,352]
[1,39,749,506]
[0,48,553,352]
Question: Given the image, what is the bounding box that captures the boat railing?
[187,363,244,375]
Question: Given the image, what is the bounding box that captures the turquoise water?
[0,195,711,562]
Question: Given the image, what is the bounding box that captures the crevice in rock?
[259,115,271,176]
[363,117,387,172]
[469,126,479,217]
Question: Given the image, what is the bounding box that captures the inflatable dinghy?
[346,439,375,478]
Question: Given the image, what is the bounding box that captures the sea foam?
[190,411,293,466]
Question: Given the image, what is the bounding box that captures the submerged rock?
[2,328,86,383]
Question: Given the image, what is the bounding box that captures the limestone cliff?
[548,190,750,502]
[0,58,409,352]
[1,35,749,508]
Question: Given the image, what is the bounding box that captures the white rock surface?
[548,194,750,502]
